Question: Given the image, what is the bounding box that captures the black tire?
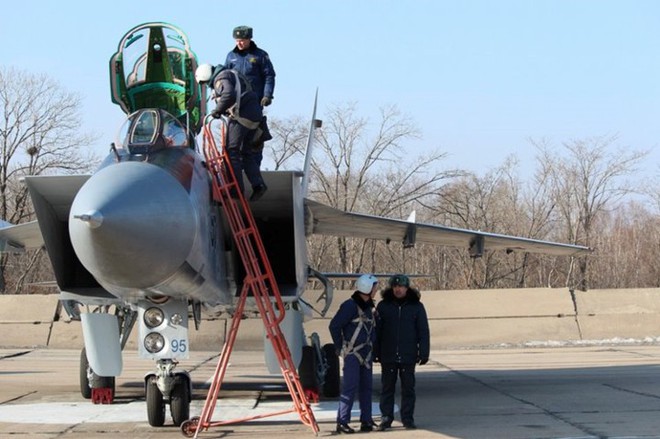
[322,343,340,397]
[170,375,191,427]
[298,345,319,391]
[146,376,166,427]
[80,348,91,399]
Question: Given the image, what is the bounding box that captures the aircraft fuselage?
[69,146,228,305]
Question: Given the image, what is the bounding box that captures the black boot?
[250,183,268,201]
[336,423,355,434]
[360,421,375,432]
[376,418,392,431]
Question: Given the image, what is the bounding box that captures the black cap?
[389,274,410,287]
[233,26,253,39]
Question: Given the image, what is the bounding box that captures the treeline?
[0,67,97,293]
[0,69,658,293]
[269,103,659,291]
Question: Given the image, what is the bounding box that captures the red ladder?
[182,119,319,437]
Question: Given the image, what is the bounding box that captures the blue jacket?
[225,42,276,102]
[375,287,430,364]
[210,69,262,123]
[329,291,376,364]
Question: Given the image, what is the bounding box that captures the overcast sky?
[3,0,659,182]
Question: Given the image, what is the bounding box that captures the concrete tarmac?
[3,346,660,438]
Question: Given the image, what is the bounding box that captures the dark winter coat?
[375,287,430,364]
[210,69,262,124]
[225,42,276,101]
[328,291,376,364]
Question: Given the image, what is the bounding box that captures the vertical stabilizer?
[301,89,322,198]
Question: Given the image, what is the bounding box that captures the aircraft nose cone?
[69,161,196,289]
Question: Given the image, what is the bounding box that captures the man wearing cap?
[225,26,276,107]
[225,26,275,192]
[374,274,430,431]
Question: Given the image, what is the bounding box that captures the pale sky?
[3,0,659,182]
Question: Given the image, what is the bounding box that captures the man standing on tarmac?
[374,274,430,431]
[329,274,379,434]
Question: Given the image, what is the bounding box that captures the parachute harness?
[341,306,375,368]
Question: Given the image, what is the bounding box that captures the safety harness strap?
[342,306,374,368]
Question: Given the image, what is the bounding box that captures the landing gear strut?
[145,359,191,427]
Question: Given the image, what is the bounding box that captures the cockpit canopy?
[116,108,189,154]
[109,22,206,134]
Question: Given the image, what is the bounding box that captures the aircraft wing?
[0,175,91,251]
[305,199,591,257]
[0,220,44,251]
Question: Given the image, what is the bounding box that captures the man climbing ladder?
[180,117,318,437]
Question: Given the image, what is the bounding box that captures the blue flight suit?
[329,291,376,426]
[209,68,264,193]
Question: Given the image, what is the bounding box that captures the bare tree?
[532,135,648,290]
[0,66,98,293]
[263,115,308,170]
[589,202,660,288]
[307,102,459,278]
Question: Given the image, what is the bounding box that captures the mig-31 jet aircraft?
[0,22,590,427]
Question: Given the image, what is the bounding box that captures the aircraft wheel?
[79,348,91,399]
[170,375,191,426]
[146,376,166,427]
[298,346,318,392]
[322,343,340,397]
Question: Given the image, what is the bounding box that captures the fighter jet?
[0,22,590,428]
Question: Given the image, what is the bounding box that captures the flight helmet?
[389,274,410,288]
[356,274,378,294]
[195,64,214,84]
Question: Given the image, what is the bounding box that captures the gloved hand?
[417,357,428,365]
[261,96,272,107]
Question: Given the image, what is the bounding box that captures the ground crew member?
[374,274,430,431]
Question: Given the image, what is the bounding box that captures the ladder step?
[195,121,319,436]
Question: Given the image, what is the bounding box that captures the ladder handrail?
[186,119,318,437]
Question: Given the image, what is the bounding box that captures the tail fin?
[301,89,322,198]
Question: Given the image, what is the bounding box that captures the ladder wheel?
[170,375,191,426]
[180,417,199,437]
[322,343,340,397]
[146,376,166,427]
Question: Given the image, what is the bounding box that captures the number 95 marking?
[171,339,187,353]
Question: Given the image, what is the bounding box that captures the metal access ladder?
[180,118,319,437]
